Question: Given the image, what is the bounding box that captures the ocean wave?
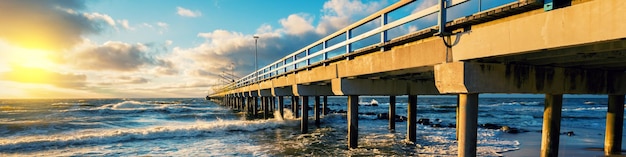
[563,107,607,111]
[61,100,218,115]
[496,101,542,106]
[0,118,298,152]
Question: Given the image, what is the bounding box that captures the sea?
[0,96,621,156]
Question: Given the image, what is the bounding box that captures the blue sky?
[1,0,600,99]
[0,0,403,98]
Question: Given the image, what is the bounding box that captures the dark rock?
[322,107,331,114]
[501,126,520,134]
[431,124,443,128]
[395,115,407,122]
[566,131,575,136]
[418,118,430,125]
[364,112,376,115]
[480,123,501,130]
[377,113,389,120]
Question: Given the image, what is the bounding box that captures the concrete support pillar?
[246,97,251,113]
[456,95,460,140]
[236,97,240,110]
[389,95,396,131]
[278,96,284,119]
[348,95,359,149]
[271,97,276,113]
[263,97,269,119]
[323,96,328,115]
[234,97,238,110]
[228,97,231,108]
[291,96,296,118]
[301,96,309,134]
[407,95,417,142]
[458,93,478,157]
[253,97,259,117]
[240,97,244,110]
[605,95,624,156]
[315,96,321,126]
[541,94,562,157]
[294,96,300,118]
[244,97,249,113]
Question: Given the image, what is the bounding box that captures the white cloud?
[117,19,134,30]
[165,40,173,46]
[68,41,163,72]
[83,12,116,27]
[142,23,154,28]
[176,7,202,17]
[0,0,103,50]
[156,22,169,34]
[316,0,385,34]
[279,14,315,35]
[157,22,168,29]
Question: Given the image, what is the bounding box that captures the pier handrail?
[211,0,527,95]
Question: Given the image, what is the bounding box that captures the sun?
[7,46,56,69]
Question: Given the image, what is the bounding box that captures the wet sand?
[500,129,626,157]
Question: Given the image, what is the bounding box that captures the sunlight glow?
[8,47,56,69]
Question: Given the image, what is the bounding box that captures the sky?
[0,0,415,99]
[0,0,608,99]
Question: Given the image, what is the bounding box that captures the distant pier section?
[207,0,626,156]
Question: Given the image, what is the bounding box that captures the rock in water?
[377,113,389,120]
[370,99,379,106]
[481,123,501,130]
[417,118,430,125]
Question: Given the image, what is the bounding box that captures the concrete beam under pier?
[292,84,333,96]
[435,62,626,94]
[331,78,440,95]
[272,86,293,96]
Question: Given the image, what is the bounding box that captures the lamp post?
[253,35,259,83]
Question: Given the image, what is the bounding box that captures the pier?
[207,0,626,156]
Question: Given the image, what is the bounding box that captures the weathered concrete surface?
[259,89,272,97]
[273,74,296,88]
[435,62,626,94]
[331,78,439,95]
[337,38,446,78]
[453,0,626,61]
[295,64,337,84]
[293,84,333,96]
[272,86,294,96]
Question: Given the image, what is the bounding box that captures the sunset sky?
[0,0,414,98]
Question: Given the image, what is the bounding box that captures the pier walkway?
[207,0,626,156]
